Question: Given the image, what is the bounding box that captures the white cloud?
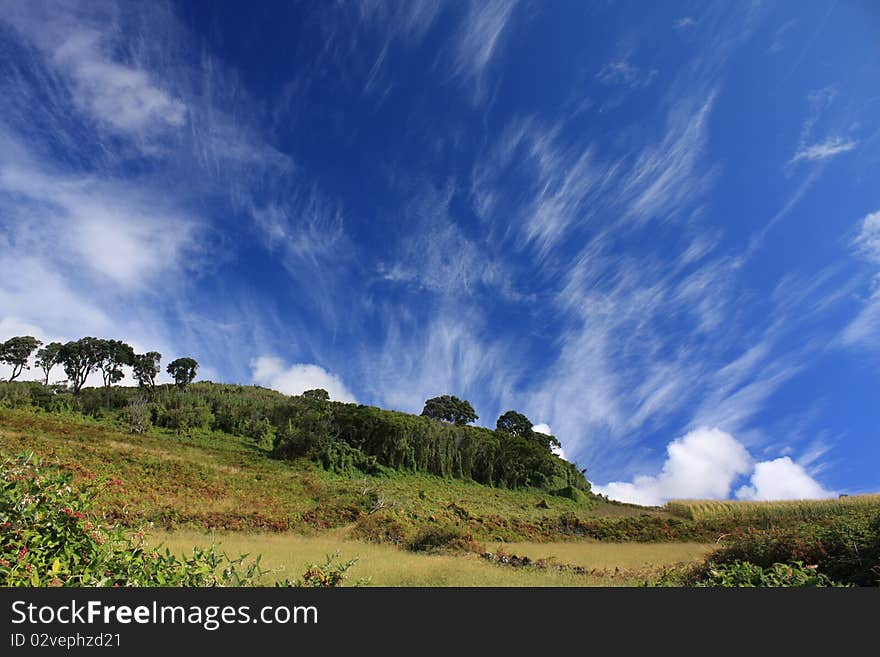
[0,155,201,289]
[361,312,515,421]
[790,137,857,164]
[251,356,357,403]
[736,457,835,500]
[593,428,752,506]
[674,17,697,30]
[595,60,658,89]
[595,428,835,506]
[450,0,517,101]
[841,288,880,348]
[854,210,880,263]
[841,210,880,348]
[53,29,187,136]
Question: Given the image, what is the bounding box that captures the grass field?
[665,495,880,523]
[150,529,714,586]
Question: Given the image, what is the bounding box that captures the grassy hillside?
[2,382,878,586]
[0,403,659,543]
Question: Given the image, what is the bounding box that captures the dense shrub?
[351,513,408,544]
[406,524,477,553]
[652,560,848,587]
[708,511,880,586]
[693,561,846,587]
[1,453,262,586]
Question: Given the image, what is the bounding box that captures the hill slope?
[0,402,672,544]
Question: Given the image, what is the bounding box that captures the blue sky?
[1,1,878,504]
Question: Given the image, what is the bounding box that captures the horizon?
[1,1,878,504]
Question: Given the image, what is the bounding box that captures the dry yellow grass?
[665,494,880,522]
[490,540,714,570]
[149,529,713,587]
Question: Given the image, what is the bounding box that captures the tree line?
[1,337,586,493]
[0,335,199,393]
[419,394,562,453]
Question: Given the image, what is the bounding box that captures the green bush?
[694,561,847,587]
[277,552,365,587]
[1,452,263,586]
[154,403,214,435]
[651,560,848,587]
[708,511,880,586]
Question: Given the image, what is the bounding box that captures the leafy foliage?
[706,511,880,586]
[1,336,42,382]
[58,338,103,394]
[0,452,264,586]
[421,395,478,425]
[496,410,561,451]
[95,340,135,389]
[132,352,162,393]
[35,342,63,385]
[166,357,199,390]
[278,552,364,587]
[693,561,847,587]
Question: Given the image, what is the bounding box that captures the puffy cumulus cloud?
[595,428,836,506]
[736,457,835,501]
[251,356,356,403]
[593,427,752,506]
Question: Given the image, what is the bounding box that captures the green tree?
[495,410,560,452]
[303,388,330,401]
[421,395,479,425]
[132,352,162,393]
[35,342,64,385]
[95,339,135,390]
[58,338,103,394]
[166,357,198,390]
[0,336,42,382]
[495,410,533,438]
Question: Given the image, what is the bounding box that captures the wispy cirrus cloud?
[788,87,858,166]
[0,140,203,289]
[595,59,658,90]
[0,1,329,382]
[449,0,518,101]
[2,1,187,153]
[840,210,880,349]
[51,29,187,136]
[674,17,697,30]
[467,5,850,486]
[361,312,517,421]
[853,210,880,263]
[790,136,858,164]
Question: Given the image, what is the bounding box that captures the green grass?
[149,529,712,586]
[0,406,654,543]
